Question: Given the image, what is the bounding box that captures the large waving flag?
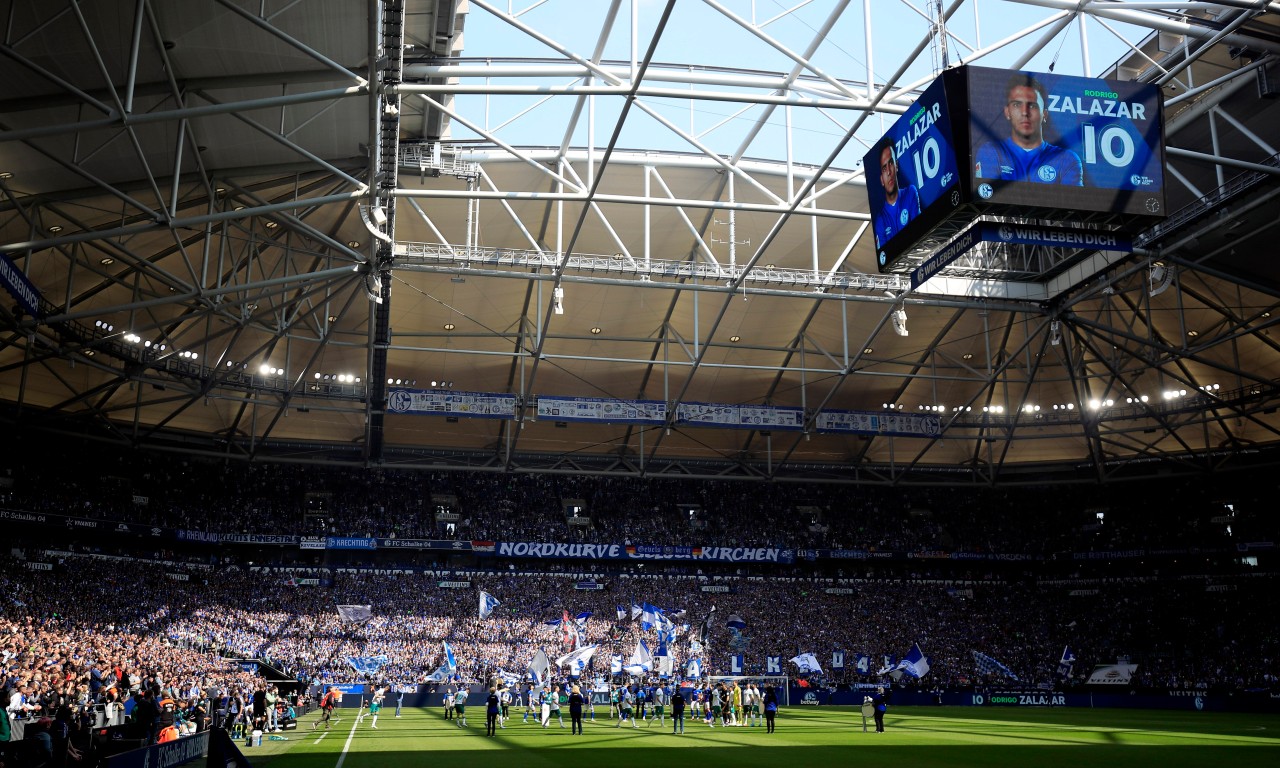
[640,603,663,631]
[424,664,451,683]
[610,654,623,675]
[345,656,387,675]
[725,614,746,631]
[528,649,551,686]
[443,641,458,672]
[624,638,652,675]
[631,602,643,621]
[897,643,930,678]
[479,591,501,619]
[496,668,522,687]
[790,653,823,674]
[973,651,1019,680]
[556,644,599,674]
[685,657,703,679]
[1057,646,1077,679]
[698,605,718,646]
[616,605,626,622]
[336,604,372,623]
[575,611,592,627]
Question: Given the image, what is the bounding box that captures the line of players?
[433,680,775,734]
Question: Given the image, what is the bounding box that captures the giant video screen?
[864,71,962,270]
[967,66,1165,217]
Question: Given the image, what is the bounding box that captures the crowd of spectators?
[1,442,1276,556]
[3,440,1278,766]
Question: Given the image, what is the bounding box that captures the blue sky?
[445,1,1149,170]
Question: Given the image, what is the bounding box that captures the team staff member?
[670,687,686,735]
[974,72,1082,185]
[312,687,338,731]
[871,686,888,733]
[568,685,585,735]
[762,684,778,733]
[485,687,500,736]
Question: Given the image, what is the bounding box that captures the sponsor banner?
[65,517,100,531]
[1087,664,1138,685]
[387,388,516,418]
[330,684,365,695]
[166,573,190,582]
[1205,584,1237,593]
[983,692,1067,706]
[494,541,795,564]
[815,410,942,438]
[1069,589,1099,596]
[377,538,473,551]
[824,588,857,595]
[300,537,326,550]
[177,529,220,544]
[574,581,605,590]
[472,540,496,553]
[25,561,53,571]
[132,495,149,506]
[536,396,666,425]
[0,253,43,317]
[103,729,208,768]
[0,509,49,524]
[438,581,471,589]
[910,222,982,288]
[699,585,731,593]
[297,578,321,586]
[674,402,804,431]
[326,537,377,550]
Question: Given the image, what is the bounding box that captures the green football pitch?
[244,706,1280,768]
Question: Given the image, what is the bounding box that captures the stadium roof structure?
[3,0,1280,486]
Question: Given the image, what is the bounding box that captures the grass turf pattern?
[247,706,1280,768]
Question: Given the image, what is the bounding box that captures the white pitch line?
[334,714,360,768]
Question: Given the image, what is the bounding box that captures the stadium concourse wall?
[788,687,1280,714]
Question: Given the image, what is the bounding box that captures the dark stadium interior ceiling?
[3,0,1280,485]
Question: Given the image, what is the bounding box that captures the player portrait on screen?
[872,137,923,248]
[974,72,1083,186]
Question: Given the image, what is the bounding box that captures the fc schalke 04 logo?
[899,209,909,227]
[389,390,413,412]
[878,251,887,265]
[1037,165,1058,182]
[978,183,994,199]
[998,226,1014,242]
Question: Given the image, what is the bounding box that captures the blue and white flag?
[616,605,626,621]
[973,651,1018,680]
[528,649,551,686]
[443,641,458,672]
[832,651,846,671]
[654,639,674,678]
[790,653,823,674]
[725,614,746,631]
[496,668,522,687]
[689,638,703,654]
[479,591,501,619]
[877,655,896,675]
[575,611,592,627]
[424,664,451,683]
[631,602,643,621]
[556,644,598,674]
[1057,646,1076,679]
[336,604,372,623]
[896,643,930,679]
[765,656,781,674]
[855,654,871,675]
[610,654,623,675]
[686,657,703,679]
[345,656,387,675]
[624,638,652,675]
[641,603,663,631]
[730,654,744,674]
